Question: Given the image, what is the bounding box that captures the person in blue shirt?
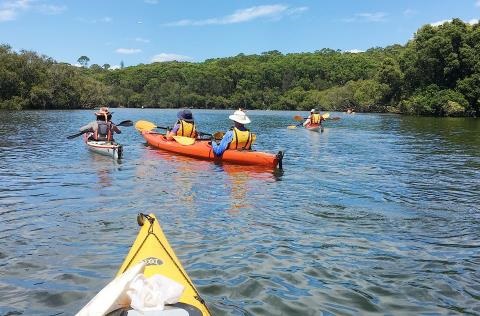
[212,109,255,156]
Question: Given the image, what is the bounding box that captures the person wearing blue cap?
[166,109,198,140]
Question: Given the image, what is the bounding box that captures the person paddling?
[303,108,325,130]
[79,107,121,141]
[166,109,198,140]
[212,109,255,156]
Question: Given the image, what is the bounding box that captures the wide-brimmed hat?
[95,107,112,116]
[177,109,194,122]
[310,108,318,113]
[229,109,251,124]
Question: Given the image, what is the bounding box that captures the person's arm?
[111,123,121,134]
[79,122,95,132]
[166,124,180,140]
[212,131,233,156]
[303,116,311,126]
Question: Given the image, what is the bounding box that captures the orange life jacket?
[177,120,196,138]
[310,113,322,125]
[228,127,254,150]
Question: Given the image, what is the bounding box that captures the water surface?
[0,109,479,315]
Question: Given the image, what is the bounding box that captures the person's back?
[228,126,253,150]
[167,109,197,140]
[212,109,255,156]
[80,107,121,141]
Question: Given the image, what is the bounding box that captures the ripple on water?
[0,110,479,315]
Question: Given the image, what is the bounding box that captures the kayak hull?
[305,124,322,132]
[84,134,123,160]
[118,213,210,315]
[142,131,282,168]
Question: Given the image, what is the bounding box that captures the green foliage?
[77,56,90,68]
[0,18,479,116]
[400,85,468,116]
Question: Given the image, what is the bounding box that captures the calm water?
[0,109,479,315]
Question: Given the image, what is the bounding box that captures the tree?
[103,64,110,70]
[120,60,124,69]
[77,56,90,68]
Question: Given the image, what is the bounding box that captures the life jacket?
[94,121,113,141]
[310,113,322,125]
[228,127,255,150]
[177,120,196,138]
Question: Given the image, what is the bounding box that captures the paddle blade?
[172,136,196,145]
[117,120,133,127]
[293,115,304,122]
[287,125,298,129]
[321,113,330,119]
[135,120,157,132]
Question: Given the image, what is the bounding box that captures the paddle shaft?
[67,120,132,139]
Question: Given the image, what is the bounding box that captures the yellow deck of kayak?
[117,213,210,315]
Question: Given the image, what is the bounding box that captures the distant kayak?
[77,213,211,315]
[83,133,123,160]
[141,131,283,169]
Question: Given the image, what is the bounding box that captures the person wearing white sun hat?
[212,109,256,156]
[79,107,121,141]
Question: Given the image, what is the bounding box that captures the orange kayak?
[141,131,283,168]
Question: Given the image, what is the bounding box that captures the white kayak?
[83,133,123,160]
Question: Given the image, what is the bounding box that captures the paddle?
[67,120,133,139]
[171,136,196,145]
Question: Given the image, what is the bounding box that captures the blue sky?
[1,0,478,68]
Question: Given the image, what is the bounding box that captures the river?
[0,109,479,315]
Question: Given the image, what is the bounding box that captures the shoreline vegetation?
[1,19,479,117]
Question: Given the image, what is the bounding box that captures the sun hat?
[310,108,318,113]
[229,109,251,124]
[177,109,194,122]
[95,107,112,116]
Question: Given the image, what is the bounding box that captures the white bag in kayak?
[76,262,146,316]
[127,274,185,311]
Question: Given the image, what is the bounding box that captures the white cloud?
[165,5,308,26]
[342,12,388,23]
[403,9,417,17]
[110,65,121,70]
[37,4,66,15]
[0,9,15,21]
[116,48,142,54]
[430,18,478,27]
[78,16,113,24]
[430,19,451,27]
[0,0,65,22]
[345,49,364,53]
[151,53,193,62]
[135,37,150,43]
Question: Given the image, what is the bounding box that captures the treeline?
[1,18,479,116]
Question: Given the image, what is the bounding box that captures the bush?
[399,85,468,116]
